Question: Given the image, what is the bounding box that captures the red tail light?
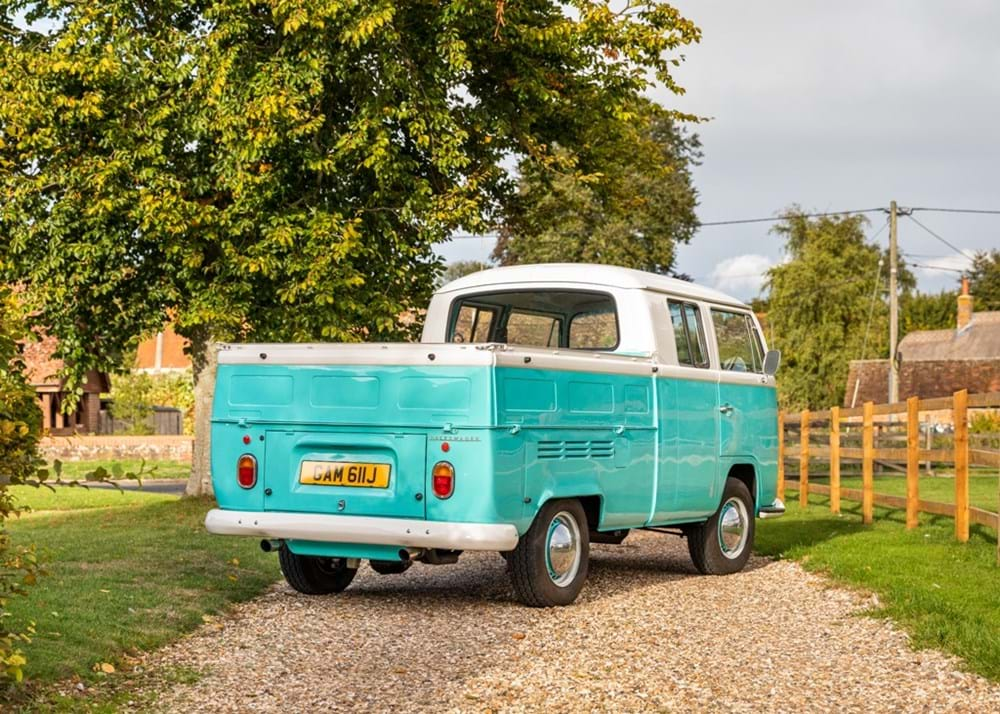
[432,461,454,499]
[237,454,257,489]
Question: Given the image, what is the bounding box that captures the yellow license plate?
[299,461,391,488]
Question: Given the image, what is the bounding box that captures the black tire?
[687,478,755,575]
[369,559,412,575]
[508,499,590,607]
[278,546,358,595]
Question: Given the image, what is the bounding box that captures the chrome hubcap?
[545,512,581,587]
[718,497,749,559]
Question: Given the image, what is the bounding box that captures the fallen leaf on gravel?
[97,662,115,674]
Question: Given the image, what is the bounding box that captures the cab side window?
[711,309,764,373]
[451,305,496,344]
[668,300,709,368]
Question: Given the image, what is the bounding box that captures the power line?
[904,215,973,262]
[910,262,965,274]
[443,204,1000,240]
[698,208,885,227]
[912,207,1000,216]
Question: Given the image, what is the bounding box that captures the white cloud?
[913,252,973,278]
[709,254,774,298]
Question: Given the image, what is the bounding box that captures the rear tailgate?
[263,430,427,518]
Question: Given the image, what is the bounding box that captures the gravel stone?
[148,532,1000,712]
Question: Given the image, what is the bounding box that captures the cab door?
[652,300,720,522]
[710,309,774,463]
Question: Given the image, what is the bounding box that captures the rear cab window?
[448,290,619,350]
[711,308,764,373]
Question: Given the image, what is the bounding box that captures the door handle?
[719,404,734,415]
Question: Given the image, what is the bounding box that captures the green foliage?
[765,211,915,410]
[968,249,1000,311]
[901,289,957,335]
[970,411,1000,450]
[438,260,492,288]
[110,372,195,435]
[0,0,702,393]
[493,101,701,273]
[0,286,45,684]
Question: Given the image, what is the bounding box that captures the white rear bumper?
[204,509,520,552]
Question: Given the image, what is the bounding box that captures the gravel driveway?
[150,532,1000,712]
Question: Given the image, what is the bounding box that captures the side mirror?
[763,349,781,376]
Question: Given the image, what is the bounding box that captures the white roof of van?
[436,263,748,308]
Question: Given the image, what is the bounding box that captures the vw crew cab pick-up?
[205,263,784,607]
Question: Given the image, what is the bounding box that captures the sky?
[436,0,1000,301]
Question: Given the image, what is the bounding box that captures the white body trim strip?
[204,509,520,551]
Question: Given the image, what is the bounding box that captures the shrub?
[0,288,44,683]
[970,410,1000,449]
[110,371,194,435]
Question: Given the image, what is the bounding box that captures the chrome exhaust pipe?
[260,539,284,553]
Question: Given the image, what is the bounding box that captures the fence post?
[906,396,920,530]
[862,401,874,525]
[799,409,810,507]
[954,389,969,543]
[830,406,840,514]
[777,411,785,503]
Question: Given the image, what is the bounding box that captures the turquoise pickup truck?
[205,264,783,607]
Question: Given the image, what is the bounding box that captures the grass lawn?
[805,473,999,511]
[757,493,1000,682]
[52,459,191,481]
[9,485,174,513]
[4,491,279,697]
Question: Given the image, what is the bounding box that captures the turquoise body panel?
[210,361,778,554]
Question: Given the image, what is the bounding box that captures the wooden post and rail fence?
[777,389,1000,564]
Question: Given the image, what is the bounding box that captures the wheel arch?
[536,492,603,531]
[726,462,757,509]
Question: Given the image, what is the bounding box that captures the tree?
[438,260,492,288]
[492,100,700,273]
[764,211,915,410]
[0,1,701,495]
[968,249,1000,311]
[901,290,956,335]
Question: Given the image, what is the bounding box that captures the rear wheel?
[508,499,589,607]
[279,546,357,595]
[687,478,755,575]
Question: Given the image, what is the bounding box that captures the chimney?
[957,277,973,331]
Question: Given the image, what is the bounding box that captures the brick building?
[844,281,1000,407]
[22,334,110,435]
[134,323,191,372]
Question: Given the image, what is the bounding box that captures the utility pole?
[888,200,899,405]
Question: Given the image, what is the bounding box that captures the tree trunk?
[185,337,217,497]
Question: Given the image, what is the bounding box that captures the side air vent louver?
[537,440,615,460]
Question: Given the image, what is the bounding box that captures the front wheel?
[508,499,590,607]
[687,478,755,575]
[279,546,358,595]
